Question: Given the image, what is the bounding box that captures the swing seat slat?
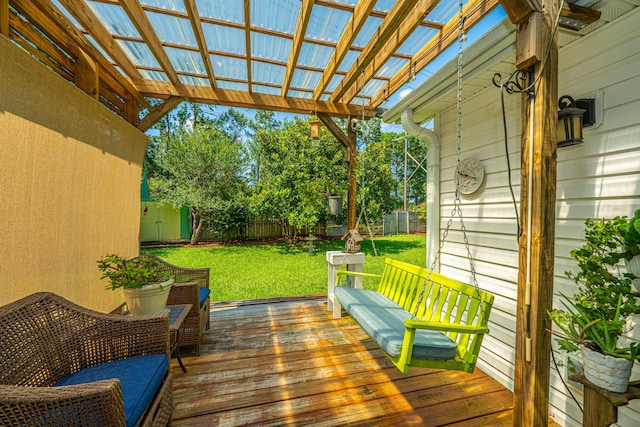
[334,258,494,374]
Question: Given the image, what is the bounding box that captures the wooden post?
[75,49,99,100]
[1,0,9,37]
[347,116,357,230]
[512,1,559,426]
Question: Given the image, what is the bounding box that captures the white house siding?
[552,7,640,426]
[435,62,522,392]
[434,8,640,427]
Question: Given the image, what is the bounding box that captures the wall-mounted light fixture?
[557,95,595,147]
[310,120,321,139]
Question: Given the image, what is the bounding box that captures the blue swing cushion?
[334,286,458,360]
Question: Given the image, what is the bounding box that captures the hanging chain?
[412,0,478,319]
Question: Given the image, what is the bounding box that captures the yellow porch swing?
[333,0,494,374]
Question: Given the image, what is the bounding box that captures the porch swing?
[332,1,494,374]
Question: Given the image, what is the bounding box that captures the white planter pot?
[581,345,633,393]
[625,254,640,292]
[123,279,174,315]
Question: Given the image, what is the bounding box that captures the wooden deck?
[169,296,534,426]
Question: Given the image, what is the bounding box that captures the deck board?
[170,296,557,426]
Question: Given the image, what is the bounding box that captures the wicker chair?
[141,253,211,356]
[0,292,173,427]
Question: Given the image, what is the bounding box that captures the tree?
[251,117,346,240]
[356,118,403,221]
[149,123,247,244]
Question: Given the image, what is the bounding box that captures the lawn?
[147,234,426,302]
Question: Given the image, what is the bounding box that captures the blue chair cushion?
[334,286,458,360]
[199,287,211,308]
[54,354,168,427]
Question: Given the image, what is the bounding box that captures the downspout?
[401,109,440,271]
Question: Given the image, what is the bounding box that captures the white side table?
[326,251,365,318]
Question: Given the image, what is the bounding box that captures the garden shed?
[1,0,639,426]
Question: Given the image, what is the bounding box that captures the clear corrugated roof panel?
[352,16,383,48]
[196,0,244,24]
[337,50,360,73]
[287,90,312,99]
[87,1,140,38]
[291,69,322,90]
[251,0,300,35]
[376,57,409,78]
[180,75,210,86]
[251,33,292,62]
[319,94,330,101]
[52,0,81,28]
[362,78,387,97]
[397,26,439,56]
[326,75,342,92]
[139,69,169,81]
[253,85,281,95]
[140,0,186,14]
[147,12,197,47]
[211,55,247,79]
[165,47,206,74]
[373,0,395,13]
[203,23,246,55]
[252,61,285,85]
[305,5,351,43]
[297,43,334,69]
[426,0,467,24]
[331,0,358,5]
[218,81,248,91]
[117,40,161,68]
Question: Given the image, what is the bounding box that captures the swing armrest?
[336,271,381,286]
[404,318,489,335]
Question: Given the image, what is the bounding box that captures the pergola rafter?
[282,0,315,97]
[184,0,217,90]
[119,0,181,87]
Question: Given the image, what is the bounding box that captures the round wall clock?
[456,157,485,195]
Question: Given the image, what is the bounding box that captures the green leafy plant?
[621,208,640,258]
[548,215,640,360]
[97,254,171,290]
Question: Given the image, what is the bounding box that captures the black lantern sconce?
[557,95,596,148]
[309,120,321,139]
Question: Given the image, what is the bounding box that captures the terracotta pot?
[581,345,633,393]
[123,279,174,315]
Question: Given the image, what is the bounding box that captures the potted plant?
[548,216,640,392]
[621,208,640,291]
[97,253,173,315]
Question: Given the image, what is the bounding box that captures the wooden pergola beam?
[137,95,183,132]
[1,0,8,37]
[183,0,217,90]
[58,0,143,80]
[119,0,181,86]
[369,0,500,108]
[340,0,438,105]
[244,0,252,92]
[282,0,315,96]
[317,113,349,147]
[134,79,377,118]
[312,0,376,101]
[330,0,424,102]
[20,0,148,108]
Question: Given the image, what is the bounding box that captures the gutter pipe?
[401,109,440,271]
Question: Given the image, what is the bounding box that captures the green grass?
[148,234,426,302]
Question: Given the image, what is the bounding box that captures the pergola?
[0,1,608,426]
